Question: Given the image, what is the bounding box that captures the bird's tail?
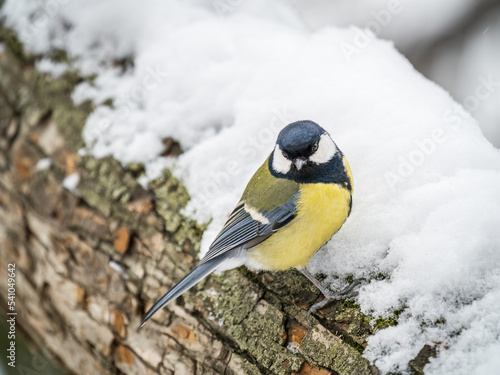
[141,256,225,327]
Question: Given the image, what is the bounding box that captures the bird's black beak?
[293,157,307,170]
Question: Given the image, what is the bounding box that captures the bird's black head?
[277,120,324,163]
[269,120,351,187]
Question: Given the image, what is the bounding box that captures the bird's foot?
[306,278,366,327]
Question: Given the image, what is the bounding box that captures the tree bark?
[0,28,379,375]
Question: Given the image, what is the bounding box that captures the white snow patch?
[62,173,80,194]
[36,58,69,78]
[426,7,500,148]
[36,157,51,171]
[286,342,300,354]
[108,260,129,280]
[292,0,478,52]
[205,288,219,298]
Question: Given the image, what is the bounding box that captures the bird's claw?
[306,298,330,326]
[306,278,366,327]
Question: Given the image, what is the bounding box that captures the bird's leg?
[298,267,365,326]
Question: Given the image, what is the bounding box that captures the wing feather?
[200,193,298,263]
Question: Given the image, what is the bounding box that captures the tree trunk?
[0,27,380,375]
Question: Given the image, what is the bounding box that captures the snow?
[2,1,500,374]
[292,0,500,148]
[36,58,69,78]
[108,260,130,280]
[425,7,500,148]
[292,0,479,52]
[62,172,80,194]
[35,157,51,171]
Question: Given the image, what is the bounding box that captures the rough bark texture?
[0,28,381,375]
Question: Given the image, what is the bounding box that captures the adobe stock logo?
[212,0,243,19]
[384,128,446,189]
[340,0,410,62]
[4,0,72,54]
[444,75,500,126]
[384,74,499,190]
[186,105,295,214]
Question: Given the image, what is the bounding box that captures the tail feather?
[141,256,225,326]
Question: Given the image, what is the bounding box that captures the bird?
[141,120,360,327]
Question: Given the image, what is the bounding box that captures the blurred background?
[292,0,500,148]
[1,0,499,374]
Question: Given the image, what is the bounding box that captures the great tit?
[142,120,358,326]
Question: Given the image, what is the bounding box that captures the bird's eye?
[281,150,288,158]
[311,142,319,152]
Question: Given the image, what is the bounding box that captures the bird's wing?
[200,158,299,264]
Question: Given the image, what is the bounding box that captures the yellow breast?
[249,182,352,271]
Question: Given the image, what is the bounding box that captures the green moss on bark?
[300,325,374,375]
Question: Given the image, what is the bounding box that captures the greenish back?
[241,157,299,212]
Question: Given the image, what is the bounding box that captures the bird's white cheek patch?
[309,134,338,164]
[272,145,292,174]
